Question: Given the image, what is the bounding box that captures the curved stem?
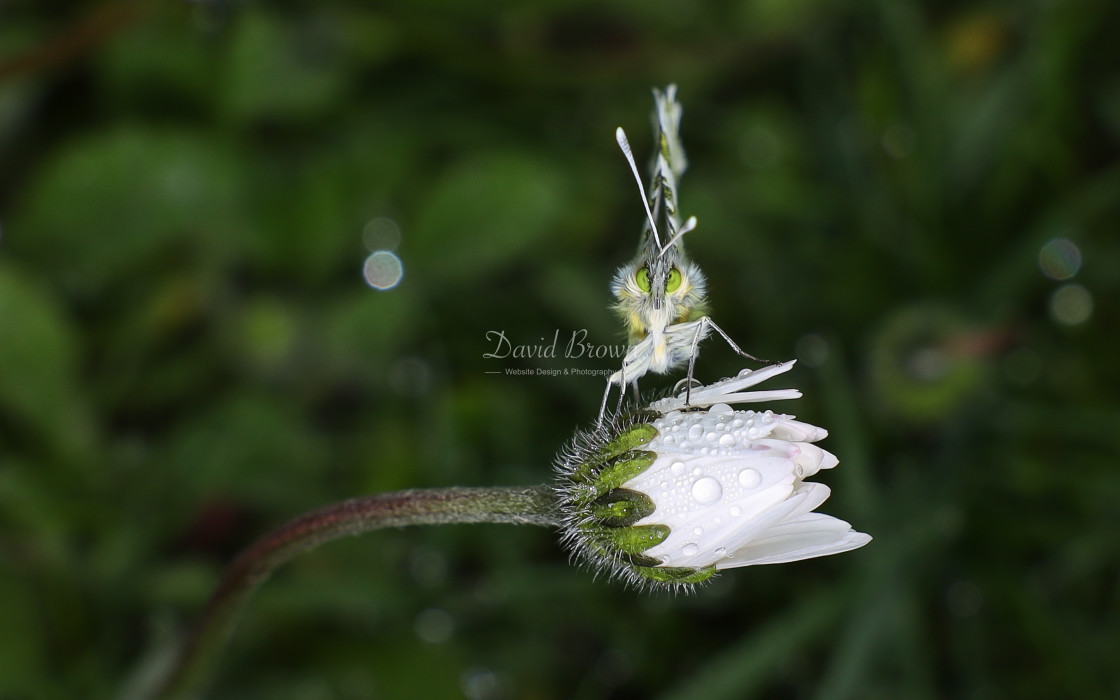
[149,485,559,700]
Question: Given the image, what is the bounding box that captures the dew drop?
[693,527,704,536]
[709,403,734,415]
[738,468,762,488]
[691,477,723,504]
[682,543,700,557]
[662,435,675,446]
[705,431,717,442]
[715,547,727,558]
[718,433,735,447]
[671,461,686,474]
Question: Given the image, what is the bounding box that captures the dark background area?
[1,1,1118,698]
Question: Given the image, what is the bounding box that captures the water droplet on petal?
[691,477,723,504]
[718,433,735,447]
[738,468,762,488]
[688,424,704,441]
[693,527,704,536]
[682,543,700,556]
[715,547,727,558]
[709,403,734,414]
[671,461,686,474]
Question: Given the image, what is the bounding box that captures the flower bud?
[554,362,871,591]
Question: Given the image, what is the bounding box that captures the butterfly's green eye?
[666,267,682,293]
[636,267,651,293]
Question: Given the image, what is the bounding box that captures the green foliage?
[2,0,1119,698]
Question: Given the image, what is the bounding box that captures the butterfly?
[599,85,767,423]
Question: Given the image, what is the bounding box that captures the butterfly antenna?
[660,215,697,255]
[615,127,661,250]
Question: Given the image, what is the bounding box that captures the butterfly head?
[612,237,708,345]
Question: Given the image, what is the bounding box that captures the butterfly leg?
[597,362,630,427]
[597,379,614,427]
[703,316,771,365]
[684,316,771,406]
[684,322,703,406]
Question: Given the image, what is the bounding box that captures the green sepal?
[570,422,658,488]
[590,489,655,528]
[635,564,718,585]
[570,449,656,503]
[604,524,669,556]
[584,540,662,569]
[571,448,652,487]
[588,422,658,468]
[594,450,655,492]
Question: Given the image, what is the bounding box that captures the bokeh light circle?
[1038,238,1082,280]
[1049,284,1092,326]
[363,250,404,290]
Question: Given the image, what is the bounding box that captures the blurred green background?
[2,0,1118,698]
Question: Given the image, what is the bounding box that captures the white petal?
[706,389,802,406]
[628,452,804,568]
[783,482,832,520]
[649,410,797,456]
[792,443,835,478]
[818,448,839,470]
[770,420,828,442]
[718,513,872,568]
[703,485,822,558]
[649,361,799,412]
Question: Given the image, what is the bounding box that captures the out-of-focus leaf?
[243,158,354,283]
[10,128,245,292]
[320,287,420,382]
[0,572,45,697]
[161,394,328,508]
[0,264,91,451]
[219,10,350,124]
[657,591,842,700]
[411,152,567,283]
[98,15,214,109]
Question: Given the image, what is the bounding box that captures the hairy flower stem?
[149,486,560,700]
